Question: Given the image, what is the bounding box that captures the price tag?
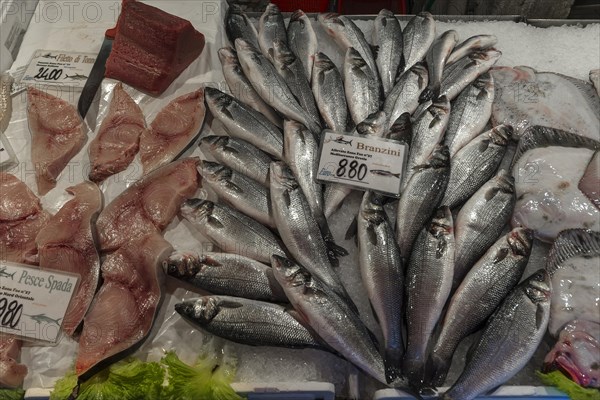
[19,49,97,89]
[0,261,79,343]
[317,130,408,196]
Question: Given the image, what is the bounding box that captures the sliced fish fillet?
[36,182,102,336]
[139,89,205,174]
[88,83,146,183]
[27,87,86,195]
[75,232,172,377]
[0,335,27,389]
[96,158,200,252]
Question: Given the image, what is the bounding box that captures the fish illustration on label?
[24,313,62,326]
[370,169,401,178]
[0,266,15,280]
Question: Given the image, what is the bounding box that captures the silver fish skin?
[271,40,320,130]
[344,47,381,125]
[269,161,353,306]
[312,52,348,132]
[403,206,455,388]
[373,9,404,97]
[164,251,287,302]
[358,191,405,383]
[446,34,498,67]
[383,64,429,130]
[430,228,533,387]
[288,10,318,82]
[442,124,513,209]
[318,13,379,84]
[204,87,283,159]
[421,30,459,103]
[175,295,327,350]
[271,255,387,384]
[235,38,321,134]
[258,3,287,62]
[403,96,451,187]
[441,269,552,400]
[0,73,13,134]
[453,170,516,288]
[181,199,287,264]
[444,73,495,157]
[199,135,271,187]
[401,12,436,73]
[396,145,450,260]
[225,5,259,49]
[200,160,275,228]
[440,49,501,101]
[218,46,283,128]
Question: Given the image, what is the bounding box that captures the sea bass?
[258,3,287,62]
[343,47,381,125]
[401,12,436,73]
[421,30,459,102]
[287,10,318,82]
[311,52,348,132]
[225,5,259,49]
[383,64,428,130]
[373,9,404,97]
[446,34,498,66]
[440,49,501,101]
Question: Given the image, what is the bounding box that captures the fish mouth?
[527,269,552,300]
[217,47,237,63]
[508,228,534,256]
[234,38,255,52]
[490,125,514,145]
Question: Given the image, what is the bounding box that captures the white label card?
[0,261,79,343]
[20,49,97,89]
[317,130,408,196]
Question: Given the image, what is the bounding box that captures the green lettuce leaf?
[0,388,25,400]
[161,351,243,400]
[537,370,600,400]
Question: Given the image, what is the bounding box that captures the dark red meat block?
[105,0,205,95]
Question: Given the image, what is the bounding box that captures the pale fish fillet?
[96,158,199,252]
[36,182,102,336]
[75,232,172,377]
[140,89,205,174]
[27,87,86,195]
[0,335,27,388]
[88,83,146,183]
[491,66,600,140]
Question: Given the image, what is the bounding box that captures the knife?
[77,27,116,118]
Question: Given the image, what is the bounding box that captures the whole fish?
[225,5,259,49]
[164,252,287,302]
[318,13,379,82]
[453,170,516,288]
[200,160,274,228]
[271,255,387,384]
[236,38,321,134]
[218,46,282,128]
[430,228,533,387]
[444,73,495,157]
[180,199,287,264]
[204,87,283,159]
[287,10,318,82]
[176,295,327,350]
[403,96,451,187]
[258,3,287,61]
[403,206,455,389]
[421,30,459,102]
[269,162,353,306]
[441,269,552,400]
[396,145,450,260]
[383,64,429,130]
[312,52,348,132]
[373,9,404,97]
[271,40,320,130]
[442,125,513,209]
[358,192,405,383]
[355,111,387,137]
[199,135,272,187]
[440,49,501,101]
[402,12,436,73]
[446,34,498,67]
[344,47,381,125]
[0,73,13,133]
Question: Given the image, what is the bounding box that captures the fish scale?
[344,48,381,125]
[401,12,436,73]
[373,9,404,97]
[383,64,428,130]
[258,3,287,62]
[312,52,349,133]
[287,10,318,83]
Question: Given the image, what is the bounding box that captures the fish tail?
[403,356,426,390]
[384,347,404,384]
[348,140,352,145]
[9,272,15,279]
[419,85,439,103]
[428,354,451,388]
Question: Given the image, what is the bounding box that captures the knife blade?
[77,28,115,118]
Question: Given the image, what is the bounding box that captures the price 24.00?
[336,159,368,181]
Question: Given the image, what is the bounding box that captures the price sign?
[20,49,97,89]
[317,130,408,196]
[0,261,79,343]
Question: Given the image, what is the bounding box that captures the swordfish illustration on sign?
[332,135,353,145]
[24,313,63,326]
[0,266,16,279]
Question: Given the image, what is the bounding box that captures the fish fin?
[283,190,291,208]
[535,303,545,330]
[478,139,491,152]
[201,255,223,267]
[484,187,500,201]
[224,180,244,194]
[428,353,451,388]
[207,215,225,228]
[428,115,441,129]
[366,326,380,349]
[492,247,509,264]
[546,229,600,275]
[371,44,379,59]
[419,85,440,103]
[223,144,240,155]
[384,347,404,384]
[367,224,379,246]
[327,240,349,258]
[344,216,358,241]
[219,299,245,309]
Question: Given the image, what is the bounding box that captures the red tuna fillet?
[104,0,205,95]
[27,87,86,196]
[96,157,200,252]
[36,182,102,336]
[0,335,27,388]
[139,89,205,174]
[75,232,172,376]
[88,83,147,183]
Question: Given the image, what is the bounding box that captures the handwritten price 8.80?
[336,159,368,181]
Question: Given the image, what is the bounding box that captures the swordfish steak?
[0,335,27,388]
[27,87,86,195]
